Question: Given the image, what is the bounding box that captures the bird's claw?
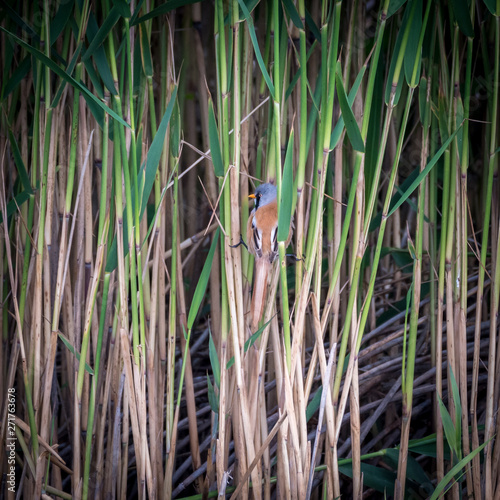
[230,234,248,251]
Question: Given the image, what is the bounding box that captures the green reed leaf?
[306,386,322,422]
[58,333,94,375]
[83,3,130,61]
[385,0,417,105]
[8,130,33,195]
[330,64,366,149]
[85,13,116,95]
[132,0,200,25]
[2,55,30,98]
[404,0,422,86]
[226,317,273,369]
[0,27,130,129]
[450,0,474,37]
[105,87,178,272]
[139,24,153,77]
[187,228,220,330]
[207,374,219,414]
[170,100,181,159]
[305,8,321,41]
[449,367,462,456]
[335,66,364,152]
[208,99,224,177]
[387,124,462,217]
[0,190,32,224]
[282,0,304,29]
[384,449,434,495]
[278,129,294,242]
[482,0,498,15]
[437,391,458,459]
[408,434,451,461]
[430,441,488,500]
[339,462,396,496]
[387,0,409,18]
[50,0,74,45]
[139,85,178,216]
[237,0,275,99]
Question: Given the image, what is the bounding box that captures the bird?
[246,183,291,331]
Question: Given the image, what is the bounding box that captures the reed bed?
[0,0,499,499]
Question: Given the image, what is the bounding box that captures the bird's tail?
[250,258,271,331]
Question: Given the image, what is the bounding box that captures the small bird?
[246,183,289,330]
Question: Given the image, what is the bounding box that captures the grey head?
[252,183,277,210]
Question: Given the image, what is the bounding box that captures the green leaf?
[449,366,462,457]
[209,331,221,389]
[130,0,145,25]
[437,392,458,459]
[82,56,105,100]
[306,386,322,422]
[236,0,275,99]
[139,24,153,77]
[132,0,201,25]
[387,124,462,217]
[335,67,364,152]
[0,27,130,129]
[58,333,94,375]
[384,0,418,105]
[0,190,32,225]
[170,100,181,159]
[114,0,132,18]
[384,449,434,495]
[105,87,178,272]
[1,3,40,43]
[50,0,75,45]
[339,462,396,496]
[2,55,31,98]
[285,42,317,103]
[139,85,178,218]
[187,229,220,330]
[83,3,130,61]
[450,0,474,37]
[244,317,272,351]
[282,0,304,30]
[85,13,117,96]
[330,64,367,149]
[51,48,82,110]
[207,374,219,414]
[226,317,273,369]
[364,247,413,272]
[387,0,409,18]
[208,99,224,177]
[8,130,33,195]
[408,434,452,461]
[278,129,294,242]
[482,0,498,15]
[430,441,489,500]
[418,76,428,125]
[403,0,423,87]
[305,8,321,41]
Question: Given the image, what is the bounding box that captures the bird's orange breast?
[247,199,278,262]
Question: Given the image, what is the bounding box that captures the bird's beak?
[248,194,256,199]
